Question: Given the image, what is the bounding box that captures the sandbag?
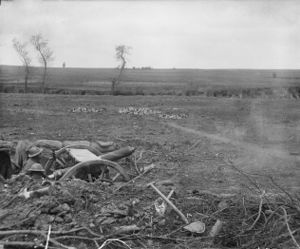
[62,140,90,148]
[62,140,117,155]
[0,140,14,152]
[34,140,63,150]
[62,141,101,155]
[100,146,135,161]
[94,140,117,153]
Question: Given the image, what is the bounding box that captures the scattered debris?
[118,106,188,119]
[0,140,300,249]
[147,181,189,224]
[70,107,106,113]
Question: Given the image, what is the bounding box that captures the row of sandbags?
[0,139,117,155]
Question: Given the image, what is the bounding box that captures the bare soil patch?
[0,93,300,248]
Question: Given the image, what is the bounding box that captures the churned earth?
[0,93,300,248]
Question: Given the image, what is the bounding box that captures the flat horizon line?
[1,64,300,71]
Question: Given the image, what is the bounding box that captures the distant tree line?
[132,66,152,70]
[13,36,132,95]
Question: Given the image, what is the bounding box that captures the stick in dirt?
[147,181,189,224]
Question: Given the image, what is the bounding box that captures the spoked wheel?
[59,159,130,183]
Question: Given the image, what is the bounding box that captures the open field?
[1,65,300,96]
[1,93,300,248]
[1,93,300,192]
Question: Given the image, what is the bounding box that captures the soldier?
[26,163,45,182]
[23,146,44,173]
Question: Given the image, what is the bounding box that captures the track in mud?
[167,122,296,161]
[167,121,300,192]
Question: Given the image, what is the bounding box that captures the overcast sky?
[0,0,299,68]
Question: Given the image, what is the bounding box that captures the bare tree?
[111,45,131,95]
[12,38,31,93]
[30,33,54,93]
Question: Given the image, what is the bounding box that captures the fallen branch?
[281,207,300,249]
[247,190,265,231]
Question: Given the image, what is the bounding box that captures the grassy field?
[1,65,300,96]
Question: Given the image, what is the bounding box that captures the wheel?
[59,159,130,182]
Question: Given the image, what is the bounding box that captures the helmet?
[28,163,45,173]
[27,146,43,158]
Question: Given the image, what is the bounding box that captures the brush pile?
[0,142,299,249]
[1,170,299,248]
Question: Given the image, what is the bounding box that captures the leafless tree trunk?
[31,34,53,94]
[111,78,117,95]
[41,61,47,93]
[112,45,131,95]
[12,39,31,93]
[24,66,29,93]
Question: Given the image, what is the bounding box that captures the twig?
[45,225,52,249]
[55,235,103,241]
[268,175,297,205]
[0,230,74,249]
[139,234,188,242]
[189,139,201,150]
[80,226,103,238]
[242,196,247,216]
[247,190,265,231]
[164,225,186,237]
[281,207,300,249]
[136,150,144,163]
[93,239,100,248]
[0,215,34,230]
[49,227,100,236]
[0,241,58,249]
[272,228,300,245]
[113,163,155,192]
[225,159,263,194]
[0,195,19,208]
[98,238,132,249]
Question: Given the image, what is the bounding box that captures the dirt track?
[168,122,297,161]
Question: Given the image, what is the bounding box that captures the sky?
[0,0,299,69]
